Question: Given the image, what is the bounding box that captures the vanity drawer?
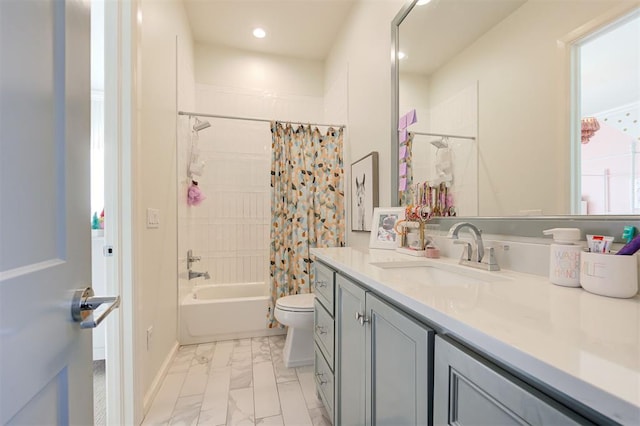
[313,261,335,314]
[314,344,334,421]
[314,299,334,369]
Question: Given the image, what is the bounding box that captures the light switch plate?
[147,208,160,228]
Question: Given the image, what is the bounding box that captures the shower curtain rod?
[178,110,346,128]
[409,131,476,141]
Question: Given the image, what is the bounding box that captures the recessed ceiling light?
[253,28,266,39]
[398,51,407,60]
[416,0,432,5]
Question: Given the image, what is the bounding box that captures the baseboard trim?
[142,341,179,416]
[179,327,286,346]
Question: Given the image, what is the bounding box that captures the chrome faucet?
[448,222,484,262]
[447,222,500,271]
[188,270,210,280]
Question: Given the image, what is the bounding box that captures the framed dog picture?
[369,207,405,249]
[351,152,379,232]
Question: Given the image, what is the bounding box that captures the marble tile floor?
[142,335,332,426]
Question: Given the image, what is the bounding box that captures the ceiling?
[399,0,527,75]
[183,0,358,61]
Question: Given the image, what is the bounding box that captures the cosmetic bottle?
[543,228,581,287]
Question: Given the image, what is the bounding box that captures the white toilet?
[274,293,315,368]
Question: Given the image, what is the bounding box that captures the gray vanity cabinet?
[433,336,592,426]
[312,261,336,422]
[337,274,434,426]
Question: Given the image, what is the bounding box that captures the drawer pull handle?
[316,280,328,288]
[315,372,328,385]
[315,325,328,335]
[355,311,369,326]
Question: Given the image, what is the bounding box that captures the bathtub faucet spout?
[189,270,210,280]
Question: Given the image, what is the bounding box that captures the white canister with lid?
[543,228,582,287]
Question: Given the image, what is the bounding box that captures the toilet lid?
[276,293,315,312]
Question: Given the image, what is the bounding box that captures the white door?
[0,0,94,424]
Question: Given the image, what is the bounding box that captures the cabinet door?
[336,274,367,426]
[433,336,593,426]
[366,293,434,426]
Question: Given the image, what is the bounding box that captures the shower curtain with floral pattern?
[267,122,344,328]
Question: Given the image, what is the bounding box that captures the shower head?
[431,137,448,149]
[193,118,211,132]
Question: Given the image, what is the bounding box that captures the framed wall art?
[351,152,379,232]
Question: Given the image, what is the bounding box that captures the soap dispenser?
[543,228,581,287]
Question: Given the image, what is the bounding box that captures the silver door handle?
[71,287,121,329]
[315,325,328,335]
[315,279,327,288]
[355,311,369,326]
[315,372,327,386]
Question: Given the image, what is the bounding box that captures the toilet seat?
[275,293,315,312]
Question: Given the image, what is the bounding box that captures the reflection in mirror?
[393,0,640,217]
[578,14,640,214]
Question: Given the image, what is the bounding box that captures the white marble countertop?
[311,247,640,424]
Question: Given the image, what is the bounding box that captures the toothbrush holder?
[580,251,639,298]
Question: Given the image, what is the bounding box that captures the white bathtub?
[179,282,285,345]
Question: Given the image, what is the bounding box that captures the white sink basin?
[369,260,510,283]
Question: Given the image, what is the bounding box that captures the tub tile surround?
[178,83,325,300]
[311,246,640,424]
[143,335,331,426]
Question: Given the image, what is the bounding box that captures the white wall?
[399,72,430,132]
[195,43,324,97]
[324,0,405,247]
[138,0,195,408]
